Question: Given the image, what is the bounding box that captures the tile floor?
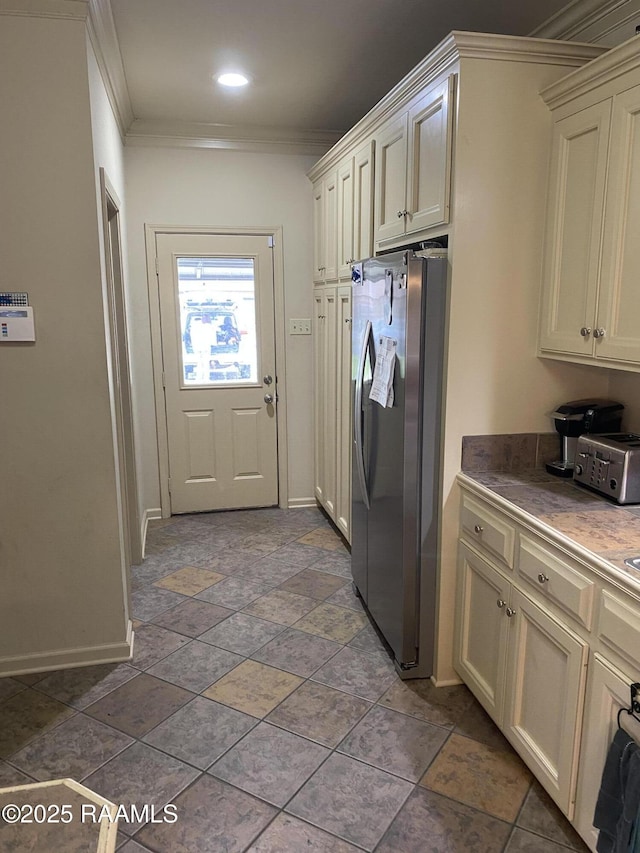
[0,507,591,852]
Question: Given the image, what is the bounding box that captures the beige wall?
[0,12,130,674]
[123,145,318,517]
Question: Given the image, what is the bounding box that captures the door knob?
[263,375,273,385]
[264,394,274,404]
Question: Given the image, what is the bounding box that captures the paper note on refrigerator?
[369,336,397,407]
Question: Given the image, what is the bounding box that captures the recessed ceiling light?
[216,72,249,88]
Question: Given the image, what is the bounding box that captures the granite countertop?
[459,467,640,582]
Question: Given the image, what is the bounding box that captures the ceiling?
[108,0,580,150]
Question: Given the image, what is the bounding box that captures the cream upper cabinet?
[313,172,338,284]
[352,140,375,264]
[374,76,453,249]
[539,103,611,356]
[540,44,640,369]
[597,84,640,362]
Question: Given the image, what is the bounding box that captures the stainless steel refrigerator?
[351,250,447,677]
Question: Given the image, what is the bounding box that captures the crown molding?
[308,31,606,181]
[530,0,631,40]
[541,31,640,108]
[0,0,86,19]
[86,0,134,137]
[125,119,339,157]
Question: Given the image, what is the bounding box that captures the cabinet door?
[313,290,326,503]
[335,286,352,541]
[323,172,339,282]
[596,85,640,363]
[313,179,325,284]
[455,543,510,726]
[574,654,639,849]
[322,289,338,519]
[539,102,611,355]
[337,159,355,280]
[374,113,409,244]
[406,76,454,234]
[504,589,588,818]
[353,140,374,262]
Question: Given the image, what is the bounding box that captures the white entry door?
[156,233,279,513]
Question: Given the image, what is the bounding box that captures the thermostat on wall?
[0,306,35,341]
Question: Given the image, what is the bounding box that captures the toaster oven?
[573,433,640,504]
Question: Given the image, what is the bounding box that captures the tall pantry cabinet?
[308,34,604,655]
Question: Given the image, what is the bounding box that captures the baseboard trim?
[430,674,464,688]
[0,621,135,678]
[141,506,162,558]
[287,497,317,508]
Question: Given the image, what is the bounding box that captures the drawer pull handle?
[506,607,516,618]
[497,599,506,609]
[474,524,484,534]
[538,573,549,584]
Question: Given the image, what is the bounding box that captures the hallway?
[0,507,588,852]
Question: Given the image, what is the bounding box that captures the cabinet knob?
[497,599,506,609]
[345,318,352,325]
[580,327,592,337]
[397,210,404,218]
[506,607,516,618]
[593,328,606,339]
[474,524,484,534]
[538,573,549,584]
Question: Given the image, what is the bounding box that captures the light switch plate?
[289,318,311,335]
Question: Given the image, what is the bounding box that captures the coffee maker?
[546,399,624,477]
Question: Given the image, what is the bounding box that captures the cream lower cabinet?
[313,284,352,542]
[540,42,640,368]
[456,541,587,817]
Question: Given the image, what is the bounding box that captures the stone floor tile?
[195,576,273,610]
[202,660,302,717]
[0,678,26,704]
[505,827,583,852]
[266,542,333,568]
[338,704,449,782]
[199,613,285,656]
[153,566,225,595]
[9,713,133,781]
[266,681,371,747]
[243,589,318,626]
[420,733,532,822]
[311,646,398,701]
[517,782,590,850]
[131,624,191,670]
[12,673,47,687]
[247,813,362,852]
[34,663,139,709]
[146,641,242,693]
[286,752,412,851]
[118,841,153,853]
[85,673,194,738]
[143,696,257,769]
[278,568,348,600]
[453,696,513,751]
[296,527,347,551]
[235,557,303,587]
[347,622,390,655]
[209,722,329,807]
[294,602,369,643]
[0,760,35,787]
[324,583,364,611]
[310,551,352,578]
[377,787,512,853]
[136,774,277,852]
[378,679,471,728]
[151,598,234,637]
[0,689,75,758]
[131,586,188,621]
[83,741,199,835]
[250,627,341,677]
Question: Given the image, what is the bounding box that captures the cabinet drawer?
[518,535,594,630]
[598,590,640,672]
[460,494,515,568]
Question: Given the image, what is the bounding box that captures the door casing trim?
[145,224,289,517]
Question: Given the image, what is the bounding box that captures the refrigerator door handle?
[354,319,372,510]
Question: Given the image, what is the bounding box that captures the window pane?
[177,256,258,386]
